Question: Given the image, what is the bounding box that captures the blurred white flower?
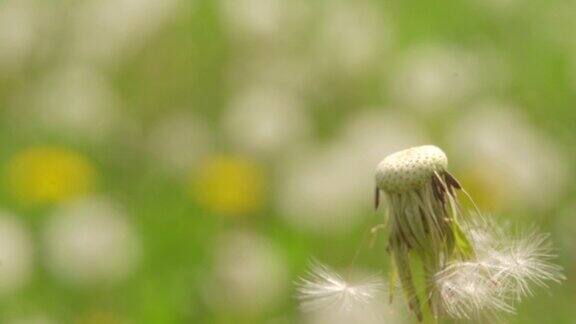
[448,102,568,210]
[44,196,141,285]
[148,111,212,175]
[7,314,56,324]
[0,0,38,72]
[223,85,311,157]
[389,45,508,112]
[278,110,426,233]
[220,0,282,38]
[228,54,315,95]
[0,212,34,296]
[71,0,182,66]
[313,0,393,74]
[15,64,122,142]
[390,44,477,110]
[212,230,288,313]
[219,0,308,40]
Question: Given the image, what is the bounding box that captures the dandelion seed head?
[375,145,468,320]
[376,145,447,192]
[296,261,385,315]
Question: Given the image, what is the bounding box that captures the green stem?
[421,298,437,324]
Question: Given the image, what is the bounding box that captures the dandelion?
[193,155,265,216]
[375,145,476,320]
[0,212,34,295]
[297,145,564,322]
[7,146,96,205]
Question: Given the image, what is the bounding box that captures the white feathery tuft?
[434,261,515,319]
[463,213,505,250]
[296,260,385,314]
[464,217,565,300]
[435,217,566,319]
[481,230,565,300]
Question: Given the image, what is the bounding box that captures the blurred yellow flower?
[194,155,264,216]
[7,146,96,205]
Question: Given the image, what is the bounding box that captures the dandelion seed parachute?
[296,260,385,314]
[433,261,516,319]
[433,222,565,319]
[472,226,566,301]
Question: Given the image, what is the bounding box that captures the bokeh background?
[0,0,575,323]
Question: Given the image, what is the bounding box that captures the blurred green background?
[0,0,575,323]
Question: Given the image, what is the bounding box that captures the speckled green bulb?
[375,145,448,193]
